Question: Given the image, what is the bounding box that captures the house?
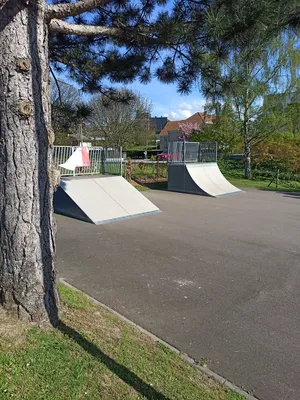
[150,116,168,131]
[158,112,216,151]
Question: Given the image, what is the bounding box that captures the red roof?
[160,112,216,136]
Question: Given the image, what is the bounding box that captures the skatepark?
[167,141,242,197]
[53,145,160,224]
[56,188,300,400]
[53,144,300,400]
[53,141,242,226]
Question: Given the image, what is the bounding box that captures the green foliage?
[219,152,300,187]
[191,101,242,154]
[285,102,300,135]
[202,29,300,178]
[253,137,300,173]
[131,162,168,181]
[257,94,300,139]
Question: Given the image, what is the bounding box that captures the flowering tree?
[178,122,200,141]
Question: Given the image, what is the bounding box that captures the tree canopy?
[49,0,300,96]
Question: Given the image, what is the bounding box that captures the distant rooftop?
[159,112,216,136]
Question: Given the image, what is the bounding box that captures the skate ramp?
[54,176,160,224]
[168,163,242,197]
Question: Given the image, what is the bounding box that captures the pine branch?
[50,65,62,105]
[285,7,300,28]
[49,19,119,37]
[46,0,113,21]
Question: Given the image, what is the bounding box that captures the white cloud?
[167,99,206,120]
[170,109,191,120]
[177,102,193,110]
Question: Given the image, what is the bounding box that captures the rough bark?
[244,140,251,180]
[243,117,251,179]
[243,85,251,180]
[0,0,59,324]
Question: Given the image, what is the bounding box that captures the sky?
[125,79,206,120]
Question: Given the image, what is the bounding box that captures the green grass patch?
[226,176,300,192]
[0,284,246,400]
[133,183,150,192]
[58,282,95,311]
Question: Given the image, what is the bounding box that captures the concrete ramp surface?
[54,176,160,224]
[168,163,242,197]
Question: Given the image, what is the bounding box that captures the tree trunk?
[0,0,59,324]
[243,87,251,179]
[243,120,251,179]
[244,140,251,180]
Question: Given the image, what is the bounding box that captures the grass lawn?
[127,161,300,193]
[226,176,300,192]
[0,284,246,400]
[131,181,151,191]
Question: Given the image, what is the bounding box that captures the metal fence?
[168,141,217,163]
[52,146,122,177]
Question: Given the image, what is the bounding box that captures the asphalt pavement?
[56,188,300,400]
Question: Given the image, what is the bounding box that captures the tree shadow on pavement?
[281,192,300,199]
[57,321,170,400]
[137,180,168,191]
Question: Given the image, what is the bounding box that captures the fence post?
[182,141,185,163]
[72,146,76,177]
[197,143,201,163]
[276,168,279,188]
[100,148,105,175]
[120,146,123,176]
